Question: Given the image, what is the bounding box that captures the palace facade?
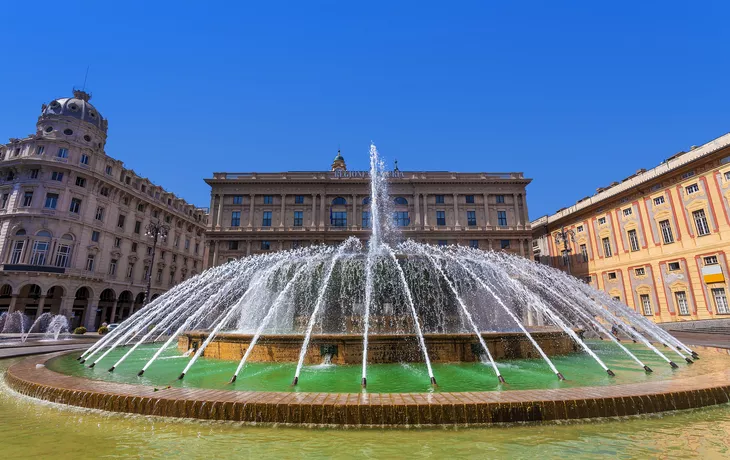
[204,153,531,266]
[0,90,208,329]
[532,133,730,324]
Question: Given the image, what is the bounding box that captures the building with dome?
[0,90,208,330]
[204,151,532,266]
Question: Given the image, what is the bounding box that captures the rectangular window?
[86,255,95,271]
[653,196,665,206]
[612,296,621,302]
[584,276,592,283]
[75,176,86,187]
[608,272,617,280]
[628,229,640,252]
[295,195,304,204]
[294,211,303,227]
[435,195,445,204]
[51,171,64,182]
[668,261,680,271]
[0,193,7,209]
[598,217,606,225]
[693,209,710,236]
[497,211,507,226]
[263,195,273,204]
[30,169,39,179]
[156,269,163,282]
[261,240,270,250]
[495,195,505,204]
[36,146,44,155]
[105,165,113,175]
[577,225,584,232]
[127,263,135,279]
[330,211,347,227]
[57,148,68,158]
[231,211,241,227]
[659,220,674,244]
[195,242,199,254]
[469,240,479,249]
[95,206,105,221]
[134,221,141,234]
[69,198,81,214]
[117,214,126,229]
[725,171,730,181]
[623,208,632,216]
[436,210,446,226]
[44,193,59,209]
[580,244,588,262]
[466,210,477,226]
[685,183,699,194]
[169,271,175,284]
[80,154,89,165]
[114,237,121,248]
[173,235,180,247]
[393,211,410,227]
[640,294,652,316]
[676,291,690,316]
[137,203,145,212]
[29,241,47,265]
[143,265,149,280]
[131,242,137,252]
[438,240,447,247]
[22,191,33,207]
[229,241,239,250]
[8,241,23,264]
[465,195,474,204]
[500,239,510,249]
[362,211,371,228]
[262,211,272,227]
[100,187,109,197]
[233,195,243,205]
[91,231,100,242]
[635,267,645,276]
[602,237,612,257]
[54,244,71,267]
[712,288,729,314]
[704,256,718,265]
[185,239,190,250]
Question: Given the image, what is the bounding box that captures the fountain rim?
[6,349,730,426]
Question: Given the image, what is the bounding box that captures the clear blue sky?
[1,1,728,219]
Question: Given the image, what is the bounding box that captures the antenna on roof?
[82,65,90,91]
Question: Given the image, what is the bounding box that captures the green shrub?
[73,326,87,335]
[97,326,109,335]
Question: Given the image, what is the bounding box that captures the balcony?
[1,264,65,274]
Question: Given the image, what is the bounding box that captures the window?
[577,225,584,232]
[294,211,303,227]
[438,240,447,246]
[263,195,273,204]
[612,296,621,302]
[86,255,95,271]
[704,256,718,265]
[580,244,588,262]
[194,242,199,254]
[659,220,674,244]
[608,272,617,280]
[602,237,612,257]
[233,195,243,205]
[712,288,729,314]
[465,195,474,204]
[137,203,145,212]
[30,240,49,265]
[393,211,410,227]
[229,241,239,250]
[640,294,652,316]
[598,217,606,225]
[561,250,569,266]
[628,229,640,252]
[105,165,113,175]
[685,183,699,195]
[80,154,89,165]
[185,239,190,250]
[435,195,444,204]
[231,211,240,227]
[134,221,141,234]
[495,195,505,204]
[44,193,59,209]
[127,263,135,279]
[0,194,7,209]
[57,148,68,158]
[497,211,507,227]
[22,191,33,207]
[362,211,371,228]
[143,265,149,280]
[69,198,81,214]
[635,267,645,276]
[295,195,304,204]
[469,240,479,249]
[147,246,153,256]
[91,231,100,242]
[500,239,510,249]
[330,211,346,227]
[292,240,301,249]
[51,171,64,182]
[676,291,690,316]
[114,237,121,248]
[54,244,71,268]
[30,169,39,179]
[466,210,477,226]
[693,209,710,236]
[623,208,632,216]
[173,235,180,247]
[436,211,446,226]
[156,269,163,282]
[95,206,105,221]
[262,211,272,227]
[9,240,23,264]
[131,242,137,252]
[261,240,270,250]
[668,262,681,271]
[725,171,730,181]
[36,146,44,155]
[169,270,175,284]
[100,187,109,197]
[75,176,86,187]
[681,170,695,179]
[117,214,126,229]
[653,196,665,206]
[394,197,408,206]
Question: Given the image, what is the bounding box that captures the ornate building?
[532,133,730,324]
[0,90,208,329]
[204,152,531,266]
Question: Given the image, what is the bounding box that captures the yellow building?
[532,133,730,323]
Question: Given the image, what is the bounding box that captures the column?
[248,194,255,227]
[212,240,219,266]
[414,193,421,228]
[8,295,18,313]
[36,295,47,318]
[513,193,521,228]
[215,194,223,228]
[84,302,97,330]
[311,194,317,228]
[519,238,525,257]
[352,194,357,229]
[521,193,529,227]
[483,193,490,227]
[280,194,286,227]
[246,240,251,256]
[423,194,429,227]
[453,193,460,228]
[59,296,74,318]
[109,299,119,324]
[488,239,493,251]
[319,192,326,230]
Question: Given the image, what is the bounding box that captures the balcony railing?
[1,264,65,274]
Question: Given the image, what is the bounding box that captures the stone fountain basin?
[178,329,580,364]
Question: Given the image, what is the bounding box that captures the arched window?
[54,234,74,268]
[15,229,26,236]
[394,197,408,206]
[331,197,347,206]
[362,197,371,205]
[30,231,52,265]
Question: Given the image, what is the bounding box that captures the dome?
[39,89,107,132]
[334,150,344,162]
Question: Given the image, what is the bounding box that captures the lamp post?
[144,220,169,305]
[554,226,576,275]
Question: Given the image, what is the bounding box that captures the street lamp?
[144,220,170,305]
[554,226,576,275]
